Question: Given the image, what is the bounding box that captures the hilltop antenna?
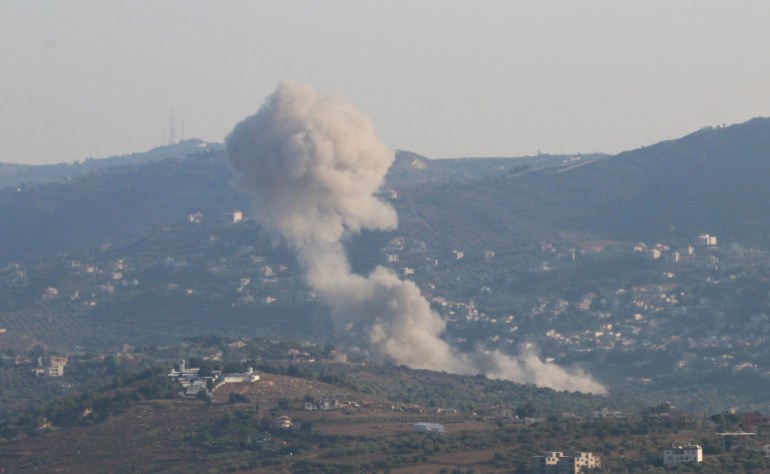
[180,121,185,142]
[168,108,176,145]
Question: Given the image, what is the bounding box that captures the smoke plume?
[226,81,606,394]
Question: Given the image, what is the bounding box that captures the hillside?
[0,147,591,266]
[0,358,631,474]
[5,358,770,473]
[403,117,770,251]
[387,149,600,188]
[0,149,246,264]
[3,117,770,417]
[4,117,767,267]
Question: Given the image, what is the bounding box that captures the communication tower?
[168,108,176,145]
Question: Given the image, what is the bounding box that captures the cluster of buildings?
[422,232,770,390]
[32,355,69,377]
[167,360,259,398]
[372,231,768,386]
[531,451,600,474]
[531,443,705,471]
[544,408,770,469]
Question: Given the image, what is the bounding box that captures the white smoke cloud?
[226,80,606,394]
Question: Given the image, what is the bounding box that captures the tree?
[516,402,536,419]
[228,392,250,404]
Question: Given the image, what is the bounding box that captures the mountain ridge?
[401,116,770,250]
[0,116,769,266]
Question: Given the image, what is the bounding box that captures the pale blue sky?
[2,1,770,164]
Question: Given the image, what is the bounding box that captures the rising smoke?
[226,80,606,394]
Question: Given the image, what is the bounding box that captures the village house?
[271,415,292,430]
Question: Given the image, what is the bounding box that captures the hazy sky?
[2,1,770,165]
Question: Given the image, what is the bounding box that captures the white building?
[532,451,600,474]
[223,368,260,383]
[663,444,702,466]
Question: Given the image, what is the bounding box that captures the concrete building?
[223,367,260,383]
[663,444,702,466]
[46,365,65,377]
[45,355,68,377]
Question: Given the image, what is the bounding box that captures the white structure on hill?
[223,367,260,383]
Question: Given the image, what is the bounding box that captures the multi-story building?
[46,355,68,377]
[46,365,65,377]
[663,444,702,466]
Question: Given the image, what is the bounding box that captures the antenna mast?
[168,108,176,145]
